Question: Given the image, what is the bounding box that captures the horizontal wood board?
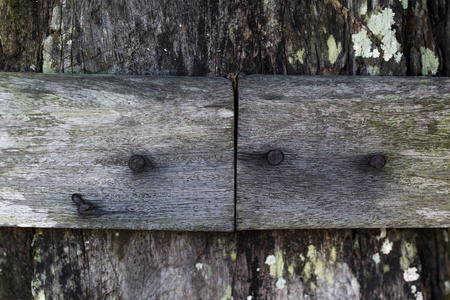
[0,73,234,231]
[237,75,450,229]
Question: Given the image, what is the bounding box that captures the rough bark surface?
[1,0,448,76]
[0,0,448,299]
[28,229,449,300]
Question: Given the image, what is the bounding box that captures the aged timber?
[0,0,448,299]
[237,75,450,229]
[0,73,234,231]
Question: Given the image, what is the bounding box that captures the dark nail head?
[370,155,386,169]
[78,203,93,215]
[72,193,84,205]
[129,155,146,172]
[267,150,284,165]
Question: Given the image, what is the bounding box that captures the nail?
[267,150,284,165]
[370,155,386,169]
[72,194,93,215]
[128,155,146,172]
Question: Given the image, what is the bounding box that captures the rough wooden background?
[0,0,449,299]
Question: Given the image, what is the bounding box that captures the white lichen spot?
[76,249,82,256]
[394,52,403,63]
[381,239,393,255]
[445,281,450,295]
[360,1,367,15]
[420,47,439,75]
[367,8,402,62]
[247,296,253,300]
[372,48,380,58]
[352,29,373,58]
[195,263,203,271]
[299,253,305,261]
[411,285,417,293]
[403,267,420,282]
[276,278,286,289]
[416,292,424,300]
[115,232,119,237]
[256,268,260,272]
[265,255,276,265]
[327,35,342,64]
[400,0,408,9]
[372,253,381,264]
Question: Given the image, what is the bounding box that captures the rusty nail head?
[72,193,93,215]
[129,155,146,172]
[267,150,284,165]
[370,155,386,169]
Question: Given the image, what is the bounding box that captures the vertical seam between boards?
[231,74,239,232]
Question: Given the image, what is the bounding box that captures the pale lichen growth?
[367,8,402,62]
[288,264,294,276]
[330,247,337,262]
[265,254,276,265]
[352,8,403,62]
[360,1,367,15]
[195,263,203,271]
[220,285,232,300]
[352,29,374,58]
[420,47,439,75]
[400,0,408,9]
[327,35,342,64]
[276,278,286,289]
[268,251,284,278]
[381,239,393,255]
[400,242,417,271]
[403,267,420,282]
[372,253,381,264]
[230,251,237,261]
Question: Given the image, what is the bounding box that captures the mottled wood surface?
[237,75,450,229]
[0,73,234,231]
[1,0,448,76]
[0,0,448,299]
[25,228,448,300]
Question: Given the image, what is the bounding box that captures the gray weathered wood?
[237,75,450,229]
[0,73,234,231]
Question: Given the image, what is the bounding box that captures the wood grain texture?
[28,228,449,300]
[0,73,234,231]
[237,75,450,229]
[0,0,448,298]
[33,0,449,76]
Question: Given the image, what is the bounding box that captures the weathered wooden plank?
[29,228,448,299]
[237,75,450,229]
[0,73,234,231]
[18,0,447,76]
